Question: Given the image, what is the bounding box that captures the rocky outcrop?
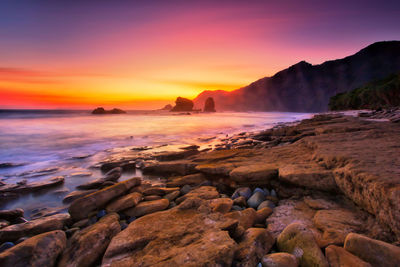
[203,97,216,112]
[0,230,66,267]
[58,213,121,267]
[0,213,70,243]
[170,97,194,112]
[194,41,400,112]
[68,177,141,221]
[91,107,126,114]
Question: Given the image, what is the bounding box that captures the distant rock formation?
[203,97,216,112]
[193,41,400,112]
[91,107,126,114]
[170,97,194,112]
[160,104,173,111]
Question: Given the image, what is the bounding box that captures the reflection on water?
[0,110,311,217]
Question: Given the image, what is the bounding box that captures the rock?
[270,189,277,197]
[261,253,298,267]
[0,242,14,253]
[326,245,372,267]
[0,220,10,229]
[247,191,266,209]
[0,213,70,243]
[313,209,364,245]
[102,204,237,266]
[344,233,400,267]
[0,230,66,267]
[258,200,275,210]
[176,186,220,204]
[123,199,170,217]
[76,179,105,190]
[72,219,89,229]
[233,196,248,207]
[100,162,121,172]
[58,213,121,267]
[170,97,194,112]
[203,97,216,112]
[65,227,80,238]
[143,195,161,201]
[62,189,96,203]
[160,104,173,111]
[105,192,143,213]
[180,184,192,195]
[96,210,106,218]
[68,177,141,221]
[235,228,275,266]
[277,222,329,267]
[210,198,233,213]
[230,165,278,185]
[166,173,207,187]
[142,187,180,196]
[69,171,92,177]
[0,176,64,194]
[164,191,180,202]
[0,209,24,221]
[103,167,122,181]
[232,187,252,200]
[279,164,337,192]
[225,208,257,230]
[255,207,273,224]
[143,161,197,176]
[303,196,339,210]
[254,187,268,196]
[91,107,126,114]
[154,149,199,161]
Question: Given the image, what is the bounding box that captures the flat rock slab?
[175,186,219,204]
[106,192,143,213]
[230,164,278,185]
[102,207,237,266]
[0,230,66,267]
[0,176,64,194]
[123,198,169,217]
[0,213,70,243]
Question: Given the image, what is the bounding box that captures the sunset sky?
[1,0,399,109]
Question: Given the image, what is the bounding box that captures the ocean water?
[0,110,311,217]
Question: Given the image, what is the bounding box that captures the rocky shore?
[0,112,400,266]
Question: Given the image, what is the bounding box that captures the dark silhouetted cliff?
[193,41,400,112]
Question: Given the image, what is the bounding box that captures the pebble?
[232,205,244,211]
[97,210,106,219]
[15,237,28,244]
[258,200,275,210]
[127,216,136,223]
[120,221,128,230]
[247,191,265,209]
[270,189,277,197]
[0,242,14,253]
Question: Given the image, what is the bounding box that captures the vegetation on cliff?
[329,73,400,110]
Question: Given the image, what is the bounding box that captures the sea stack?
[170,97,194,112]
[203,97,216,112]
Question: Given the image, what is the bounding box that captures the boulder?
[225,208,257,230]
[0,230,66,267]
[164,191,180,202]
[203,97,216,112]
[0,176,65,194]
[234,228,275,267]
[68,177,141,221]
[344,233,400,267]
[229,165,278,185]
[143,195,161,201]
[170,97,194,112]
[313,209,364,245]
[277,222,329,267]
[0,213,70,243]
[76,179,105,190]
[247,191,265,209]
[102,205,237,266]
[0,209,24,221]
[233,196,247,207]
[143,161,197,176]
[210,198,233,213]
[325,245,372,267]
[58,213,121,267]
[258,200,275,210]
[62,189,96,204]
[175,186,219,204]
[166,173,207,187]
[105,192,143,213]
[261,253,298,267]
[123,199,169,217]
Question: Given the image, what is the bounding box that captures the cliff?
[193,41,400,112]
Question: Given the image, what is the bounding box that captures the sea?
[0,109,312,218]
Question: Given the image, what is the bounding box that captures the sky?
[0,0,399,109]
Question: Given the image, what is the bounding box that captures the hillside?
[193,41,400,112]
[329,73,400,110]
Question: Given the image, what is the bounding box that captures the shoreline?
[0,111,400,265]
